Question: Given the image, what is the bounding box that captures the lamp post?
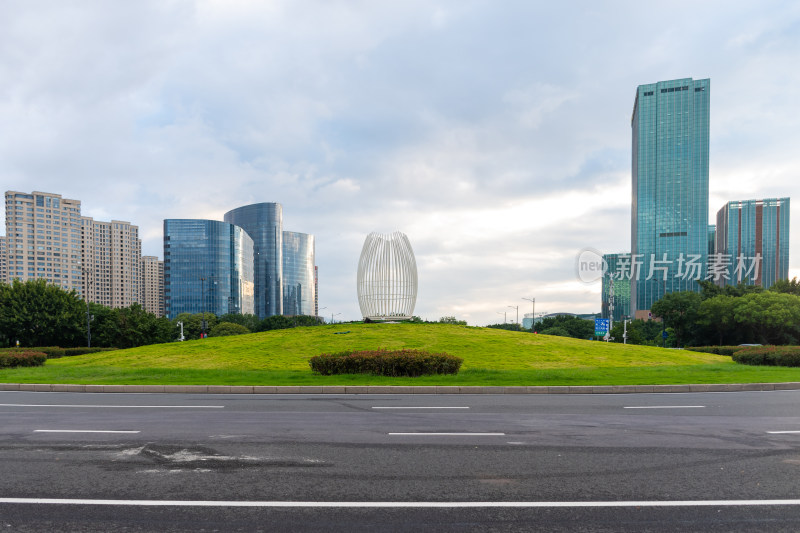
[508,305,519,324]
[522,297,535,330]
[332,312,341,324]
[497,311,507,324]
[200,276,207,338]
[319,306,327,323]
[81,265,93,348]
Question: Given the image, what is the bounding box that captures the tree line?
[0,279,323,348]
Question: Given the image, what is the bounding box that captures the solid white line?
[0,404,223,409]
[372,407,469,409]
[767,431,800,434]
[34,430,140,434]
[389,433,505,436]
[624,406,705,409]
[2,498,800,508]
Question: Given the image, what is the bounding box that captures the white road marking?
[624,406,705,409]
[767,431,800,434]
[372,407,469,409]
[0,404,223,409]
[2,498,800,508]
[34,430,140,434]
[389,433,505,436]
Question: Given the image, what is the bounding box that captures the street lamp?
[81,265,93,348]
[497,311,507,324]
[522,297,535,330]
[332,312,341,324]
[508,305,519,324]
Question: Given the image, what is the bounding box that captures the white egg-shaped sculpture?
[357,231,418,320]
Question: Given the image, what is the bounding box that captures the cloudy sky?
[2,1,799,325]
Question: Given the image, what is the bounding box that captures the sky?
[1,0,799,325]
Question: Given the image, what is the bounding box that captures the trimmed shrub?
[0,351,47,368]
[687,346,743,356]
[3,346,115,359]
[309,349,463,377]
[732,346,800,367]
[209,322,251,337]
[539,327,571,337]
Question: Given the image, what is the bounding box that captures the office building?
[601,253,631,322]
[223,203,283,318]
[631,77,710,318]
[163,219,255,318]
[81,217,141,308]
[141,256,164,317]
[3,191,83,293]
[282,231,316,316]
[715,198,790,288]
[0,235,7,283]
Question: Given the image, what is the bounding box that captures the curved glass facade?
[163,219,254,319]
[224,203,282,318]
[282,231,315,316]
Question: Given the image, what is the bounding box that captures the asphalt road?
[2,390,800,531]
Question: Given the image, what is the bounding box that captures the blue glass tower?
[163,219,255,318]
[224,203,283,318]
[282,231,316,316]
[631,77,710,317]
[715,198,790,288]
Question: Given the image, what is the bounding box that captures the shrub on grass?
[687,346,743,356]
[209,322,251,337]
[732,346,800,367]
[309,349,463,377]
[0,351,47,368]
[538,327,571,337]
[2,346,114,358]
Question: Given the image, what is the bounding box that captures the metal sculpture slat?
[357,231,418,320]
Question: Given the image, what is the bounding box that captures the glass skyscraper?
[282,231,316,316]
[715,198,790,288]
[223,203,283,318]
[163,219,255,318]
[601,253,631,322]
[631,77,710,317]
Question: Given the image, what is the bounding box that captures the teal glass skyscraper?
[602,253,631,322]
[715,198,790,288]
[631,77,710,317]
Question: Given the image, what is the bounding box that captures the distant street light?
[497,311,507,324]
[508,305,519,324]
[332,312,341,324]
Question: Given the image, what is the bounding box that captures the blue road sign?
[594,318,610,336]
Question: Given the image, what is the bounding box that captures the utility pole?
[497,311,506,324]
[609,276,615,333]
[200,276,206,338]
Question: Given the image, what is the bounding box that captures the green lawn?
[2,323,800,386]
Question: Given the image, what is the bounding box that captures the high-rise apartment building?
[141,255,164,317]
[223,203,283,318]
[0,235,7,283]
[282,231,315,316]
[163,219,255,318]
[631,78,710,318]
[81,217,141,308]
[3,191,83,293]
[715,198,790,288]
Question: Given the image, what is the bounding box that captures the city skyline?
[1,2,799,325]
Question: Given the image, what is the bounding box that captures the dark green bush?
[2,346,115,358]
[0,351,47,368]
[539,326,571,337]
[687,346,743,356]
[732,346,800,367]
[309,349,463,377]
[209,322,251,337]
[60,347,116,357]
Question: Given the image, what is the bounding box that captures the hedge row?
[309,349,463,377]
[2,346,116,359]
[0,351,47,368]
[732,346,800,367]
[687,346,744,356]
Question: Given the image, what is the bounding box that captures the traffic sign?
[595,318,610,336]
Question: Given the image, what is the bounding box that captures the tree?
[650,291,702,347]
[172,312,217,340]
[532,315,594,339]
[486,323,524,331]
[769,277,800,296]
[697,295,737,346]
[733,292,800,345]
[538,326,570,337]
[218,313,261,332]
[439,316,467,325]
[0,279,85,347]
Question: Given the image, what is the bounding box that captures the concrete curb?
[1,382,799,394]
